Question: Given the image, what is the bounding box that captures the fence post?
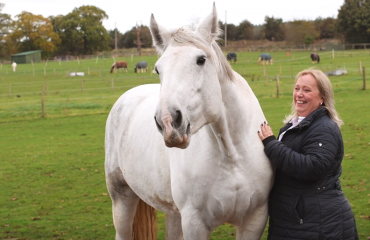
[276,75,280,98]
[363,67,366,90]
[81,79,84,93]
[359,61,362,74]
[111,78,114,91]
[8,83,11,97]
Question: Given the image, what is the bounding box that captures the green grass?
[0,50,369,239]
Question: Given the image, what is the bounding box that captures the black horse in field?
[311,52,320,63]
[226,53,237,63]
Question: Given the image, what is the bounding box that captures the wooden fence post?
[8,83,11,97]
[359,61,362,74]
[81,79,84,93]
[363,67,366,90]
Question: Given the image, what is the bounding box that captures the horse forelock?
[165,26,234,82]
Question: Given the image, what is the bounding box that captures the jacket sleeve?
[263,126,341,182]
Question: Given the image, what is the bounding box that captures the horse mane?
[163,26,235,82]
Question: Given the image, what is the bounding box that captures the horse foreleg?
[106,168,140,240]
[165,213,183,240]
[181,211,211,240]
[236,203,268,240]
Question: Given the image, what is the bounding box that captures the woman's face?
[293,74,323,117]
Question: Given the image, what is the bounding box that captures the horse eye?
[155,66,159,75]
[197,56,206,66]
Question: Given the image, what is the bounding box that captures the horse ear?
[150,14,169,54]
[197,2,220,42]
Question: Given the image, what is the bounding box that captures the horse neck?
[210,73,265,160]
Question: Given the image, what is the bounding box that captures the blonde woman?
[258,69,358,239]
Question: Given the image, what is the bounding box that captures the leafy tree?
[56,5,111,55]
[0,3,13,57]
[337,0,370,43]
[263,16,285,41]
[9,11,61,57]
[107,28,124,50]
[120,25,152,49]
[225,23,237,41]
[284,20,319,45]
[235,20,254,40]
[315,17,337,39]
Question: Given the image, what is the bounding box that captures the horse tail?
[132,199,157,240]
[110,63,115,73]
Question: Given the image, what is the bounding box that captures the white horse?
[105,4,274,240]
[12,62,17,72]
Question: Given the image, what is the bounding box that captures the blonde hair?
[283,68,344,128]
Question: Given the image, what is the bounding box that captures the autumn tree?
[315,17,337,39]
[0,3,13,57]
[10,11,61,57]
[284,20,319,45]
[337,0,370,43]
[121,25,152,49]
[234,20,254,40]
[263,16,285,41]
[55,5,111,55]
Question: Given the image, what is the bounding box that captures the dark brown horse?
[110,61,128,73]
[310,52,320,63]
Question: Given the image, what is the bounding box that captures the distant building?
[11,50,42,64]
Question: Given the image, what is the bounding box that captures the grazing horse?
[258,53,273,65]
[311,52,320,63]
[110,61,128,73]
[226,52,237,63]
[105,3,274,240]
[134,61,148,73]
[12,62,17,72]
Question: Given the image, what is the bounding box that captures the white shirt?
[278,116,305,141]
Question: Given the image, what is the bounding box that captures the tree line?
[0,0,369,59]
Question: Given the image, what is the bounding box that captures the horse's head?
[150,3,234,149]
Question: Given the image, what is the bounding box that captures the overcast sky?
[2,0,343,33]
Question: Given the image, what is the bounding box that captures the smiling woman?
[258,68,358,240]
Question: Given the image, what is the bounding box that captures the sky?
[1,0,344,33]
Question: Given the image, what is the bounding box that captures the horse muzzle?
[154,109,191,149]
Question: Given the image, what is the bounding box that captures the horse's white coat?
[12,62,17,72]
[105,4,273,240]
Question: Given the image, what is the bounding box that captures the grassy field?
[0,50,369,239]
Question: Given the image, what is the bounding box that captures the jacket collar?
[281,107,328,132]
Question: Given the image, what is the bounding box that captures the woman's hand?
[258,122,274,140]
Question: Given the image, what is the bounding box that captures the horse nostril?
[154,116,163,132]
[173,110,182,128]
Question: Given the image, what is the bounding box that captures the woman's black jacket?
[262,107,358,240]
